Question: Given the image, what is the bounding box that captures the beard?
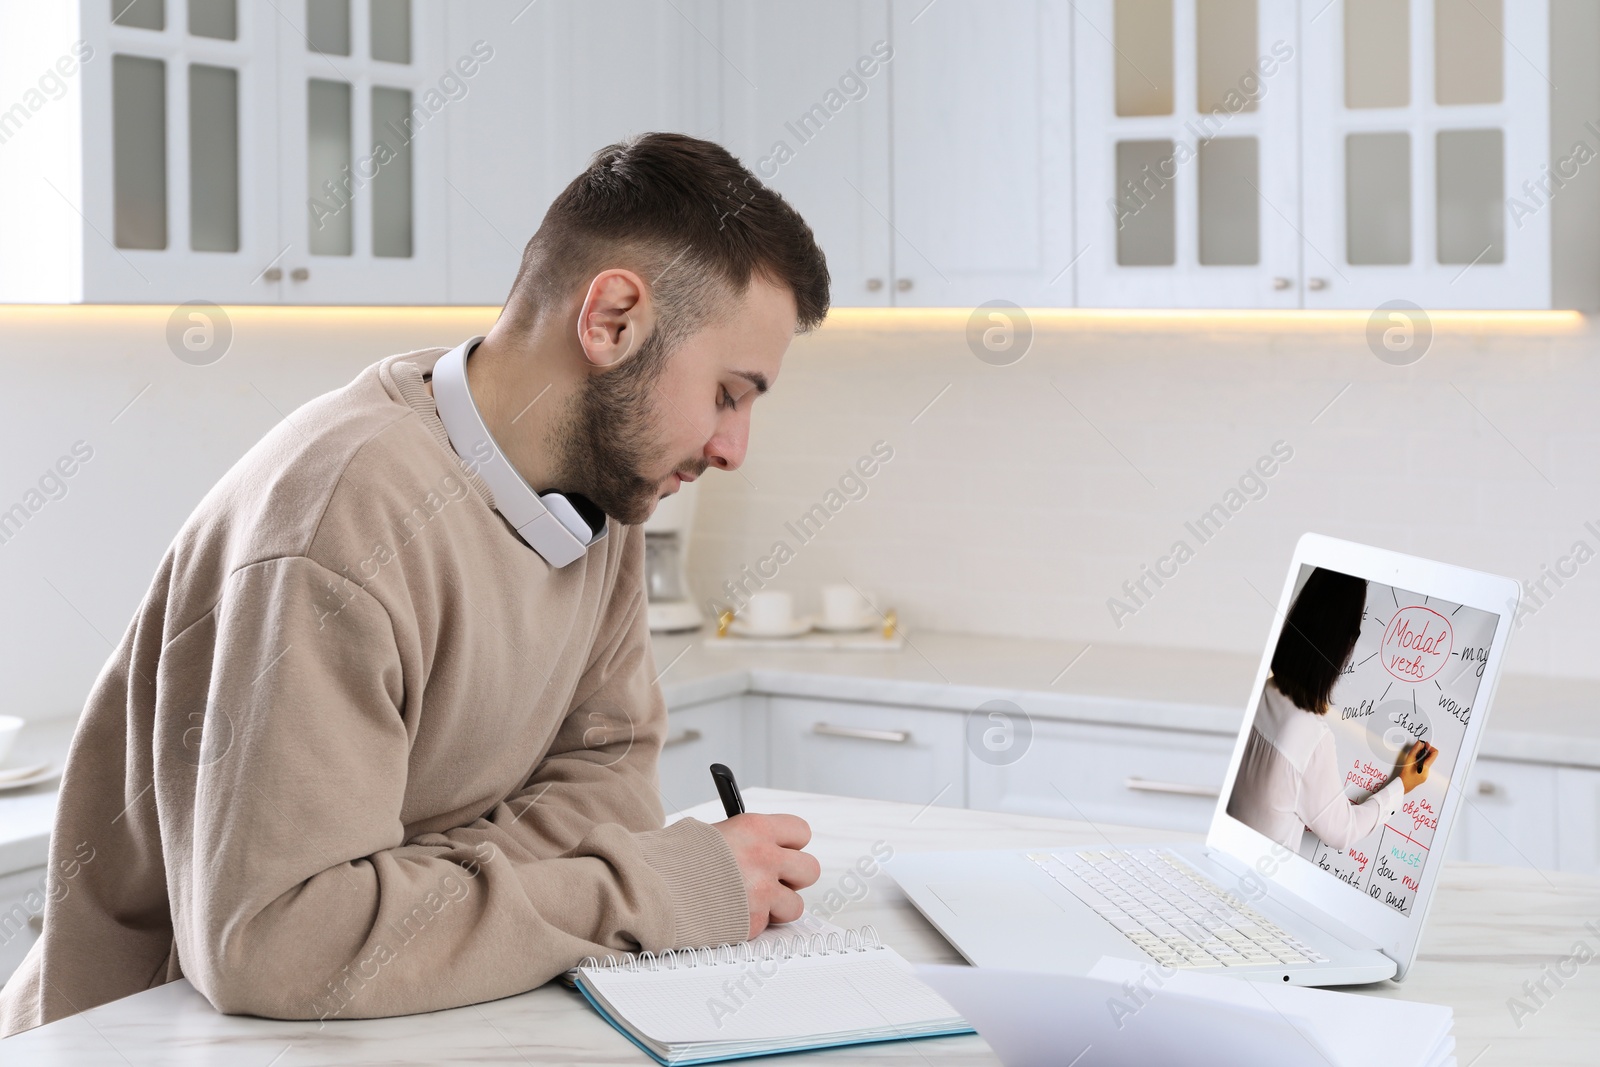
[551,328,689,526]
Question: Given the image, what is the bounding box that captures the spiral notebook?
[571,917,973,1066]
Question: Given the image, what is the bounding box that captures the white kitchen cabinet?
[968,715,1235,833]
[888,0,1074,307]
[656,695,767,816]
[1072,0,1551,309]
[720,0,893,307]
[0,0,449,305]
[1555,766,1600,875]
[443,0,723,305]
[1073,0,1301,308]
[1299,0,1549,308]
[1444,757,1559,870]
[767,697,965,808]
[271,0,449,304]
[0,865,47,988]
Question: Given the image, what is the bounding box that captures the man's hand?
[712,813,822,940]
[1397,740,1438,793]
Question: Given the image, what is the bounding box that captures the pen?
[709,762,745,817]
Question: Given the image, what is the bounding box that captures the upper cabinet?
[0,0,1559,308]
[1073,0,1302,308]
[719,0,894,308]
[0,0,447,305]
[887,0,1074,307]
[1299,0,1549,309]
[271,0,449,304]
[1075,0,1549,308]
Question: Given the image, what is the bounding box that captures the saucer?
[728,616,815,639]
[0,763,56,792]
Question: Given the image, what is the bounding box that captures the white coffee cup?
[743,591,796,634]
[821,583,875,628]
[0,716,23,768]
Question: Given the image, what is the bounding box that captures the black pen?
[710,763,745,817]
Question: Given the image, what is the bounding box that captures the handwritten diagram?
[1302,579,1498,916]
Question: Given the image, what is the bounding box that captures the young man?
[0,133,829,1035]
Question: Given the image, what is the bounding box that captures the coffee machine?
[643,478,703,632]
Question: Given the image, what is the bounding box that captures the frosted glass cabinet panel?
[78,0,277,301]
[1301,0,1547,308]
[0,0,445,304]
[1076,0,1301,307]
[275,0,446,303]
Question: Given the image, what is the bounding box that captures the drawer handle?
[662,728,702,748]
[813,722,911,744]
[1124,777,1219,799]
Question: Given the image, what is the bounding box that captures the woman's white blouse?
[1227,679,1405,851]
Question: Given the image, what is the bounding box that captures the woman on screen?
[1226,567,1438,852]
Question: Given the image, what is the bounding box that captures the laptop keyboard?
[1028,848,1331,969]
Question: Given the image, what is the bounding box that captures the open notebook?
[571,915,972,1065]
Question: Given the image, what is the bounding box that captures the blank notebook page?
[582,952,960,1045]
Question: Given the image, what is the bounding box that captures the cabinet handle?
[1272,276,1291,290]
[290,267,311,282]
[1307,277,1328,291]
[813,722,911,744]
[262,267,283,283]
[865,277,884,292]
[1476,780,1497,796]
[895,278,913,292]
[662,727,702,748]
[1124,777,1220,798]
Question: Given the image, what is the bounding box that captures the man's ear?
[577,269,656,369]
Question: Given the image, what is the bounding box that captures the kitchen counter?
[4,631,1598,882]
[5,788,1597,1064]
[654,630,1600,767]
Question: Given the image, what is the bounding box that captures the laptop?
[890,533,1519,985]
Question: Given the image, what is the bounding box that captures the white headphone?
[431,336,606,568]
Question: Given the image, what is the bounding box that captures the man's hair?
[503,133,830,346]
[1270,567,1368,715]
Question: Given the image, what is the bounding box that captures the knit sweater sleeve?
[162,554,742,1023]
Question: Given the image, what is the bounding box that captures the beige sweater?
[0,348,749,1037]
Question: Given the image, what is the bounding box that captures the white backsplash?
[1,308,1595,723]
[685,317,1600,683]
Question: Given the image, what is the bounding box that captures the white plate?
[727,616,815,639]
[0,764,57,792]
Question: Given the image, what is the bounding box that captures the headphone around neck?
[431,336,606,568]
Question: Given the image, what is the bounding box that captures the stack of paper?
[919,957,1454,1067]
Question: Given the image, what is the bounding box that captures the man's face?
[560,276,797,525]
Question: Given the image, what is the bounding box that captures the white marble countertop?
[5,788,1597,1065]
[4,631,1598,883]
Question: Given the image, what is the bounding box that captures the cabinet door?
[888,0,1073,307]
[768,697,964,808]
[1300,0,1549,308]
[275,0,449,304]
[1444,757,1558,869]
[969,716,1234,833]
[1556,767,1600,875]
[0,865,46,988]
[721,0,893,307]
[657,696,747,816]
[1073,0,1300,307]
[81,0,279,302]
[443,0,723,305]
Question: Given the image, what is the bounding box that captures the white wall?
[2,307,1596,728]
[684,314,1600,682]
[0,307,495,719]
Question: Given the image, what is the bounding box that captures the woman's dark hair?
[1270,568,1368,714]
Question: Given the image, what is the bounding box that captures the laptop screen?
[1223,564,1501,918]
